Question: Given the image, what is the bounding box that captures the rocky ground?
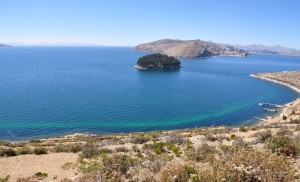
[1,71,300,182]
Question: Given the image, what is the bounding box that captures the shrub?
[230,134,236,140]
[167,143,181,157]
[152,142,165,154]
[131,145,139,152]
[115,147,129,153]
[81,143,99,158]
[185,140,193,148]
[255,130,272,143]
[277,129,293,136]
[239,125,247,132]
[166,133,185,145]
[34,147,47,155]
[187,143,216,162]
[101,154,137,175]
[160,163,197,182]
[70,144,82,153]
[205,133,217,142]
[0,148,17,157]
[265,136,299,156]
[17,148,32,155]
[130,134,150,144]
[35,172,48,179]
[0,175,10,182]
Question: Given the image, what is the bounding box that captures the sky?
[1,0,300,48]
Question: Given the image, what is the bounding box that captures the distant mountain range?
[0,44,11,47]
[135,39,248,58]
[232,44,300,56]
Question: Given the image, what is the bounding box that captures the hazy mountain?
[0,44,11,47]
[135,39,248,58]
[232,44,300,56]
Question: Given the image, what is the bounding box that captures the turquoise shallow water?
[0,47,300,141]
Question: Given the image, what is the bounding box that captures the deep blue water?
[0,47,300,141]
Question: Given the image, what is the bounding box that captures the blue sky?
[1,0,300,48]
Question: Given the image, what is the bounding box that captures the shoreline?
[250,71,300,126]
[250,73,300,93]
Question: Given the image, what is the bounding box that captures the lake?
[0,47,299,141]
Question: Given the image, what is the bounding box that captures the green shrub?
[131,134,150,144]
[239,125,247,132]
[132,145,139,152]
[256,130,272,143]
[152,142,165,154]
[230,134,236,140]
[265,136,299,156]
[115,147,129,153]
[35,172,48,179]
[17,148,32,155]
[167,143,181,157]
[185,140,193,148]
[0,175,10,182]
[34,147,47,155]
[0,148,17,157]
[70,144,82,153]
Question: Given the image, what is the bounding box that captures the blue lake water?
[0,47,300,141]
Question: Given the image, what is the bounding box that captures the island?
[135,53,181,70]
[135,39,249,58]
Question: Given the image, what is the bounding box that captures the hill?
[134,39,249,58]
[233,44,300,56]
[136,53,181,70]
[0,44,11,47]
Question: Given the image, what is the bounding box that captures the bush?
[35,172,48,179]
[0,148,17,157]
[34,147,47,155]
[160,163,197,182]
[205,133,217,142]
[239,125,247,132]
[115,147,129,153]
[152,142,165,154]
[17,148,32,155]
[265,136,299,156]
[167,143,181,157]
[101,154,137,176]
[256,130,272,143]
[187,143,216,162]
[70,144,82,153]
[0,175,10,182]
[166,133,185,145]
[131,145,139,152]
[130,134,150,144]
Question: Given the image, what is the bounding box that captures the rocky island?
[135,39,249,58]
[135,53,181,70]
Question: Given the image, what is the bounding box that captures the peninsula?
[1,70,300,181]
[135,53,181,70]
[135,39,249,58]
